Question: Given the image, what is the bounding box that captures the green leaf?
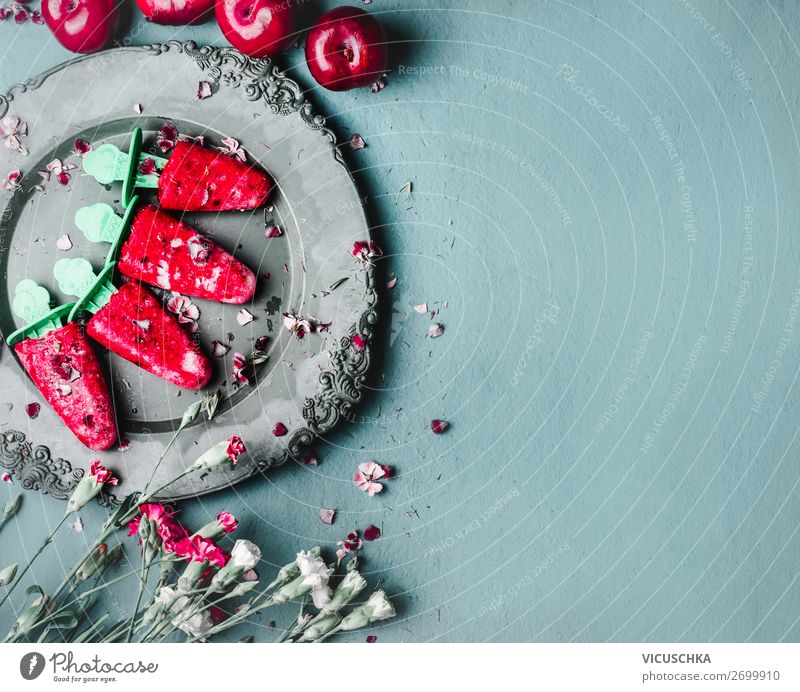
[238,634,254,643]
[329,277,349,291]
[107,492,142,530]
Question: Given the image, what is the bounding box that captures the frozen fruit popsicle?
[6,280,118,451]
[53,258,212,390]
[75,196,257,304]
[82,127,272,211]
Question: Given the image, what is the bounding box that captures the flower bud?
[2,494,21,521]
[188,440,229,471]
[0,562,18,586]
[270,574,312,604]
[66,461,118,513]
[74,544,107,584]
[211,539,260,590]
[178,560,208,592]
[180,400,203,428]
[323,570,367,615]
[302,613,341,642]
[228,580,259,598]
[267,546,322,591]
[340,590,396,631]
[104,543,125,569]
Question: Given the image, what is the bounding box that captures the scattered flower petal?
[430,419,449,434]
[349,133,366,150]
[386,276,397,289]
[56,234,72,251]
[2,473,12,483]
[282,312,328,340]
[300,455,318,466]
[370,78,386,93]
[232,352,249,385]
[338,530,362,554]
[1,169,22,191]
[351,240,382,265]
[197,81,213,100]
[354,461,387,496]
[428,323,445,338]
[414,303,428,314]
[216,137,247,162]
[118,439,132,452]
[167,293,200,327]
[25,402,40,419]
[73,138,91,156]
[211,340,230,357]
[272,422,287,437]
[265,225,282,238]
[236,308,254,326]
[318,508,336,525]
[157,122,178,152]
[366,635,377,643]
[70,517,84,533]
[350,333,366,352]
[139,157,157,175]
[134,103,143,114]
[364,524,381,541]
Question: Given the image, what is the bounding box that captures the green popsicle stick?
[53,258,117,322]
[75,195,140,265]
[81,128,168,208]
[6,279,75,346]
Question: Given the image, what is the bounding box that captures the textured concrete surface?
[2,0,800,642]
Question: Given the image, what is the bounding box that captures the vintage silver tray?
[0,42,377,502]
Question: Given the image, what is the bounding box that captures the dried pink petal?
[73,138,91,156]
[197,81,213,100]
[272,422,288,437]
[57,384,72,397]
[211,340,230,357]
[236,308,254,326]
[70,517,84,533]
[318,508,336,525]
[350,334,366,352]
[414,303,428,314]
[56,234,72,251]
[300,455,318,466]
[386,277,397,289]
[366,635,377,643]
[29,9,43,23]
[25,402,40,419]
[139,157,157,175]
[431,419,449,434]
[265,225,282,238]
[118,439,132,452]
[370,78,386,93]
[13,5,28,23]
[232,351,250,384]
[134,319,150,331]
[2,472,11,483]
[242,569,258,582]
[428,322,444,338]
[57,170,71,186]
[217,137,247,162]
[160,122,178,143]
[349,133,366,150]
[364,524,381,541]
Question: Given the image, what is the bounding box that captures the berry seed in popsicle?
[54,258,212,390]
[6,280,118,451]
[75,197,257,304]
[82,127,272,211]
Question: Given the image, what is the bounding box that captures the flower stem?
[142,427,183,496]
[125,556,152,643]
[0,513,69,609]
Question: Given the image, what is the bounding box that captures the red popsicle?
[55,259,213,391]
[158,140,272,212]
[15,322,118,450]
[87,280,212,390]
[120,204,256,303]
[8,281,117,451]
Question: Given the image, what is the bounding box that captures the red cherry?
[135,0,214,25]
[42,0,117,54]
[215,0,294,59]
[305,6,388,92]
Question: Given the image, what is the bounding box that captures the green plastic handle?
[53,258,117,321]
[81,128,168,208]
[6,279,75,346]
[75,195,140,265]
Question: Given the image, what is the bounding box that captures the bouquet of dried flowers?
[0,400,395,643]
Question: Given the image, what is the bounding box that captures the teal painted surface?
[2,0,800,642]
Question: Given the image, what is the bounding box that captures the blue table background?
[2,0,800,642]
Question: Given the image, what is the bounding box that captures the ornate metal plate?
[0,42,376,502]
